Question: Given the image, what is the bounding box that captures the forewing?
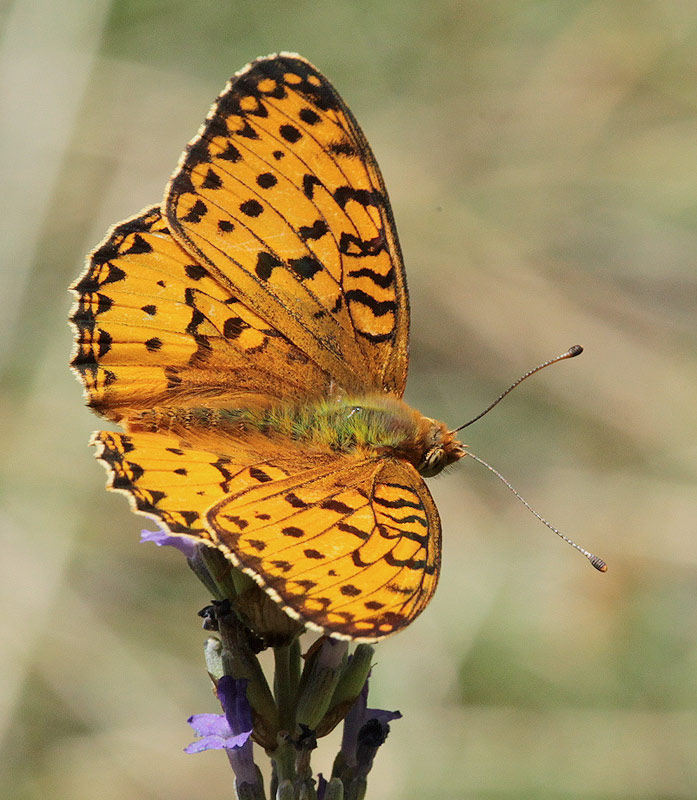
[206,456,440,641]
[70,206,330,421]
[166,53,409,396]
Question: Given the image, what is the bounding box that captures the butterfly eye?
[419,447,446,477]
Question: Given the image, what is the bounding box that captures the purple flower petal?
[184,733,229,754]
[217,675,253,737]
[184,711,252,753]
[185,677,254,756]
[365,707,402,726]
[217,677,257,786]
[140,526,197,558]
[187,713,232,739]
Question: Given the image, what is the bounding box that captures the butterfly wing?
[207,455,440,641]
[91,428,440,641]
[91,429,230,540]
[90,428,339,538]
[70,206,330,421]
[165,53,409,397]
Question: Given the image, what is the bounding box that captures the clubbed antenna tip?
[589,554,608,572]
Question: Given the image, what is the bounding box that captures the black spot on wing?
[187,139,211,167]
[76,262,125,289]
[170,171,196,197]
[299,219,329,242]
[180,510,199,527]
[257,172,277,189]
[385,553,427,570]
[345,288,396,317]
[201,169,222,190]
[249,466,273,483]
[299,107,321,125]
[373,489,422,510]
[280,124,302,143]
[182,199,208,223]
[337,521,369,540]
[218,142,242,162]
[236,120,259,139]
[334,186,382,210]
[222,514,249,530]
[329,140,358,157]
[256,251,283,280]
[302,174,322,199]
[185,263,207,280]
[282,526,305,538]
[340,233,387,258]
[240,199,263,217]
[285,493,308,508]
[320,498,355,514]
[123,234,153,256]
[289,255,322,280]
[145,337,162,352]
[223,316,248,339]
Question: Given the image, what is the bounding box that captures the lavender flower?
[185,711,251,753]
[140,526,197,558]
[333,678,401,795]
[186,676,258,789]
[341,679,401,768]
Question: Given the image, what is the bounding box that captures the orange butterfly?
[70,53,464,641]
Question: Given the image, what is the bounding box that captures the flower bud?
[295,638,348,731]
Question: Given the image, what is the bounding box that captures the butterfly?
[70,53,465,642]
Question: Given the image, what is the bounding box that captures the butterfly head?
[416,419,465,478]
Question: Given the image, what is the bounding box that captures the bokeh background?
[3,1,697,797]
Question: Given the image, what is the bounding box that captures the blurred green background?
[2,1,697,797]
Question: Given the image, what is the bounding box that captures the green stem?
[271,735,297,785]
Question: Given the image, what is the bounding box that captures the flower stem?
[271,733,297,785]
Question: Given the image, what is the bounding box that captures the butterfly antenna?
[453,345,583,433]
[466,451,607,572]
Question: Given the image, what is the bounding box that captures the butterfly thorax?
[129,395,464,477]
